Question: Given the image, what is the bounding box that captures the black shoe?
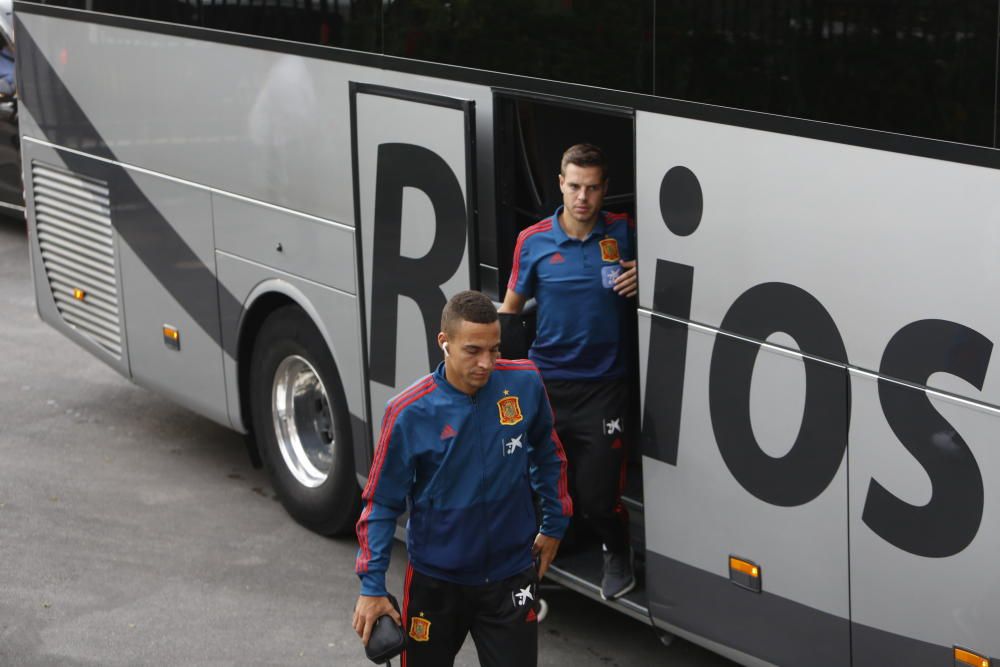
[601,547,636,601]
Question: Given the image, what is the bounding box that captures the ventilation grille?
[32,161,122,358]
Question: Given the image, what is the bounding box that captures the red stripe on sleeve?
[605,212,633,227]
[363,377,435,498]
[494,358,540,372]
[355,377,436,573]
[523,365,572,517]
[506,220,552,292]
[551,427,573,516]
[355,499,376,573]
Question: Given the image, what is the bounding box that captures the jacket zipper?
[472,392,491,583]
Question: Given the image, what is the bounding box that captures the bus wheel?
[249,305,360,536]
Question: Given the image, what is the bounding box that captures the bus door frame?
[348,82,479,475]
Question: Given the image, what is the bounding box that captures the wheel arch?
[235,279,355,464]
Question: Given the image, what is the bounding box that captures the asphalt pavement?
[0,217,737,666]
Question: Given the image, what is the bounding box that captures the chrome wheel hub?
[271,355,336,488]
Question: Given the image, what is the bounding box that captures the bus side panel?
[849,371,1000,664]
[634,111,1000,408]
[114,167,228,428]
[213,194,357,295]
[639,315,851,666]
[637,108,1000,659]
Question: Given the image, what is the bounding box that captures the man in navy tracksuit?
[353,290,572,667]
[500,144,638,600]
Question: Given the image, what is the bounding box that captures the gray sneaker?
[601,547,636,600]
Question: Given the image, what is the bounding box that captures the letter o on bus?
[709,282,849,507]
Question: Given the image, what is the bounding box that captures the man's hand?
[352,595,401,646]
[532,533,561,580]
[613,259,638,298]
[498,288,526,314]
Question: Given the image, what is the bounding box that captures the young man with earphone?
[353,290,572,667]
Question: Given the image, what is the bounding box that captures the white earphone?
[442,341,450,358]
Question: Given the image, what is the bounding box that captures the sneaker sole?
[600,576,636,601]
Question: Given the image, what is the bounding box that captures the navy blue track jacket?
[355,359,573,596]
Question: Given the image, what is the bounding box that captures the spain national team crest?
[409,616,431,642]
[599,237,620,262]
[497,395,523,426]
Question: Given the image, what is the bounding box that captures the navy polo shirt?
[507,206,635,381]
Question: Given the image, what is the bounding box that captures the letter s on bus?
[863,319,992,558]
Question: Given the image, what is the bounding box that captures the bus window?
[653,0,996,147]
[384,1,654,94]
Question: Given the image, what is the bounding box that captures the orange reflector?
[955,647,990,667]
[162,325,181,350]
[72,288,86,301]
[730,557,759,578]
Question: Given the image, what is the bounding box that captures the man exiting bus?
[499,144,638,601]
[353,291,572,667]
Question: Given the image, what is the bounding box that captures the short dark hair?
[441,290,498,335]
[560,143,608,181]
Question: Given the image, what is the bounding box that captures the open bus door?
[349,83,478,467]
[492,91,650,619]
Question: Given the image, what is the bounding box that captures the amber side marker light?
[72,288,86,301]
[954,647,990,667]
[729,556,761,593]
[162,325,180,351]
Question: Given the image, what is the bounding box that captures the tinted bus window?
[32,0,382,53]
[383,0,655,94]
[654,0,998,147]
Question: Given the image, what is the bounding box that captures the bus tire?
[249,305,361,536]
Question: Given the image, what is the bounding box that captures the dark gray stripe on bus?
[15,0,1000,172]
[646,550,954,666]
[18,20,242,359]
[646,550,850,666]
[850,622,952,667]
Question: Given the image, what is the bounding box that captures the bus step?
[545,547,650,624]
[622,494,643,513]
[621,494,645,556]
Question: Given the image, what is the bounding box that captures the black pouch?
[365,593,405,665]
[499,307,536,361]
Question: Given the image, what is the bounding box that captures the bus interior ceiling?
[495,97,635,271]
[494,95,646,583]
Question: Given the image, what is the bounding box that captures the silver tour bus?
[15,1,1000,665]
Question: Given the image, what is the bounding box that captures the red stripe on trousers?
[401,563,414,667]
